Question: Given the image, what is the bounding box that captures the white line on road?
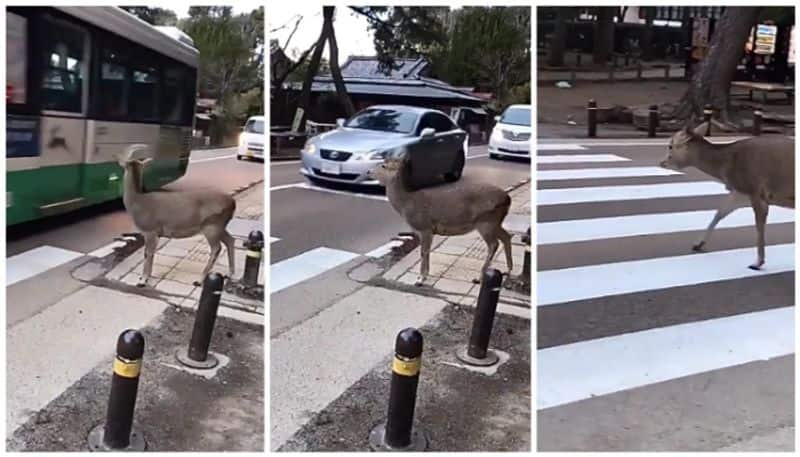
[87,240,128,258]
[365,240,405,258]
[270,182,304,191]
[537,244,794,306]
[291,183,389,201]
[271,247,361,294]
[271,160,302,166]
[536,154,630,164]
[538,181,727,206]
[537,137,748,147]
[7,246,84,286]
[538,306,794,410]
[538,207,795,245]
[189,154,237,163]
[467,153,490,159]
[270,237,280,244]
[538,166,681,181]
[536,144,587,151]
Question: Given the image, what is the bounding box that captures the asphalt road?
[7,147,263,257]
[270,145,530,264]
[535,138,794,451]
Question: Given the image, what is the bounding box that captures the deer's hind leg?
[475,223,501,284]
[748,195,769,270]
[138,232,159,287]
[694,191,746,252]
[498,227,513,274]
[221,231,236,278]
[415,230,433,287]
[197,227,223,286]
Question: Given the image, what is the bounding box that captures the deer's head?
[661,123,706,170]
[367,147,407,185]
[116,144,152,170]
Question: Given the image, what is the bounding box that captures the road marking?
[293,183,389,201]
[538,166,681,181]
[270,237,280,244]
[538,243,794,306]
[271,247,361,294]
[7,246,84,286]
[537,137,748,147]
[537,154,630,164]
[538,181,727,206]
[467,153,490,159]
[538,306,794,410]
[270,182,305,191]
[538,207,795,245]
[271,160,302,166]
[189,154,237,163]
[87,240,128,258]
[537,144,586,151]
[365,240,405,258]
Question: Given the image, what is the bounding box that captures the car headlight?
[367,150,386,160]
[490,128,502,141]
[304,142,317,155]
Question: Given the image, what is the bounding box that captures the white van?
[237,115,265,161]
[488,104,531,160]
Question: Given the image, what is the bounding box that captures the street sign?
[755,24,777,55]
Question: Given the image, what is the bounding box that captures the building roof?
[286,56,483,103]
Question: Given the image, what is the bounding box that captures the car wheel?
[444,151,466,182]
[489,153,499,160]
[236,155,243,161]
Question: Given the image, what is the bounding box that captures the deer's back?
[127,190,235,234]
[724,136,794,204]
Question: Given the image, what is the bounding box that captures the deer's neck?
[384,174,411,214]
[689,139,729,181]
[122,166,144,208]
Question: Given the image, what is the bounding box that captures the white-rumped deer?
[369,153,513,286]
[119,145,237,287]
[660,123,794,270]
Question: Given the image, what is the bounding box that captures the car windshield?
[245,119,264,134]
[499,107,531,126]
[344,109,417,134]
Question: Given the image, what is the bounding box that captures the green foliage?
[120,6,177,26]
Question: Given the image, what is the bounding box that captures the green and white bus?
[7,6,198,225]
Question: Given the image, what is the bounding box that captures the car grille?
[499,148,529,155]
[320,149,352,161]
[501,130,531,142]
[312,168,360,180]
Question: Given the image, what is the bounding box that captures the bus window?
[161,65,185,124]
[131,65,159,121]
[99,46,128,119]
[41,17,86,113]
[7,12,27,105]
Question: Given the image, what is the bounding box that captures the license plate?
[321,161,341,175]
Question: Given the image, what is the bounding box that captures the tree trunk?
[325,6,356,117]
[547,7,569,67]
[672,7,762,125]
[295,10,328,132]
[641,7,654,61]
[593,7,616,64]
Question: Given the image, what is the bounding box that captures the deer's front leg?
[693,191,745,252]
[415,230,433,286]
[748,196,769,270]
[138,232,159,287]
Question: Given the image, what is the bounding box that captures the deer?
[659,123,794,270]
[369,152,513,286]
[118,144,237,287]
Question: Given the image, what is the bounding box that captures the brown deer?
[660,123,794,270]
[118,145,237,287]
[369,154,513,286]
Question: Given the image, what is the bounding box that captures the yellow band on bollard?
[246,250,262,258]
[392,356,421,377]
[113,357,142,378]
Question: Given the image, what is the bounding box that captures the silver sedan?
[300,105,468,187]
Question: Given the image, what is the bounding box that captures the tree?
[120,6,177,26]
[672,7,762,125]
[593,7,616,64]
[547,7,571,67]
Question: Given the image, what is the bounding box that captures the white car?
[237,115,265,161]
[488,104,531,160]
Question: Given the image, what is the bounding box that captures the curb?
[230,179,265,197]
[271,155,301,162]
[504,178,531,193]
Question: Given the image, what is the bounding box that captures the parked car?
[300,105,468,187]
[488,104,531,160]
[237,115,265,161]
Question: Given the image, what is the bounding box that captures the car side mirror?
[336,118,345,127]
[420,127,436,138]
[494,115,501,122]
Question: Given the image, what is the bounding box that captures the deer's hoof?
[472,277,481,284]
[414,276,426,287]
[192,280,202,287]
[691,242,706,252]
[748,263,763,271]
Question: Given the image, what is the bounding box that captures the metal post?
[520,228,531,285]
[456,268,503,366]
[664,65,670,79]
[637,61,643,80]
[176,273,224,369]
[703,105,713,136]
[648,104,659,138]
[587,99,597,138]
[88,330,146,451]
[242,230,264,287]
[753,109,763,136]
[369,328,427,451]
[575,51,582,67]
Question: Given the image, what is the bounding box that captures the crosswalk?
[536,143,795,443]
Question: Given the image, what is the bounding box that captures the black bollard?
[369,328,427,451]
[648,104,659,138]
[520,227,531,285]
[703,105,713,136]
[88,329,147,451]
[587,99,598,138]
[176,272,224,369]
[456,268,503,366]
[753,109,763,136]
[575,51,582,67]
[242,230,264,287]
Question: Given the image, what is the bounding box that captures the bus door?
[36,14,89,216]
